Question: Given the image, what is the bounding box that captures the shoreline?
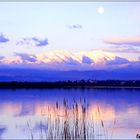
[0,85,140,89]
[0,81,140,89]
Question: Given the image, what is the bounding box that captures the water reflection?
[0,89,139,139]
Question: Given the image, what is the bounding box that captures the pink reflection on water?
[0,100,139,139]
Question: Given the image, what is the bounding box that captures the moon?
[97,7,105,14]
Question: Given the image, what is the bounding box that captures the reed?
[26,99,111,140]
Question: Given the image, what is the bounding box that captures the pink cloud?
[104,36,140,46]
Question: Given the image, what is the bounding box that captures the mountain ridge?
[0,50,139,70]
[0,68,139,81]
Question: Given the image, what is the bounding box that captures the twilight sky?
[0,2,140,72]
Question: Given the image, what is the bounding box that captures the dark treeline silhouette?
[0,80,140,89]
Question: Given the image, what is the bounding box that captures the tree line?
[0,80,139,89]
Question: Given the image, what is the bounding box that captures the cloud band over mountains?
[104,36,140,47]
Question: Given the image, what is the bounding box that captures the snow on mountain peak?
[0,49,138,70]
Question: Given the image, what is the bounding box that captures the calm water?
[0,88,140,139]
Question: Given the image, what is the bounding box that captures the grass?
[26,99,114,140]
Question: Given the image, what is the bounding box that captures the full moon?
[97,7,105,14]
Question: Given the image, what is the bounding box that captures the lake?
[0,88,140,139]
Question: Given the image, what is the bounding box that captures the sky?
[0,2,140,75]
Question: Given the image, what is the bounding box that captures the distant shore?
[0,80,140,89]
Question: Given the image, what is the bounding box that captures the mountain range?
[0,50,139,70]
[0,50,139,81]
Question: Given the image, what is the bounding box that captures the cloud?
[32,37,48,46]
[104,36,140,47]
[106,56,129,65]
[0,33,9,43]
[16,38,32,46]
[103,47,140,54]
[66,24,82,29]
[15,53,37,62]
[17,37,48,47]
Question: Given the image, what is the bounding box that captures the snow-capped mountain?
[0,50,139,70]
[0,50,139,81]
